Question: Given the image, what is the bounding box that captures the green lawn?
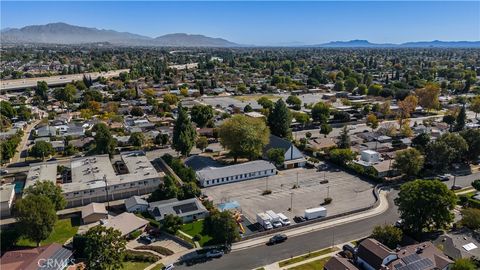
[289,257,332,270]
[150,264,166,270]
[180,219,213,246]
[278,247,339,267]
[121,261,153,270]
[16,217,79,247]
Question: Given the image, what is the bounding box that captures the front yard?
[289,256,332,270]
[16,217,79,247]
[179,219,213,246]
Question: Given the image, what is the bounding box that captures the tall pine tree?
[172,104,196,156]
[455,105,466,131]
[268,99,292,138]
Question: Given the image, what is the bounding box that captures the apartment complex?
[25,151,164,208]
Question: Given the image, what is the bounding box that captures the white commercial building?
[197,160,277,187]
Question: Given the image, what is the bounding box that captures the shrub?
[124,250,160,262]
[193,234,202,241]
[135,245,174,256]
[323,197,333,205]
[262,190,272,195]
[127,230,142,240]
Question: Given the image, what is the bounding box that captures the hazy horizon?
[2,1,479,45]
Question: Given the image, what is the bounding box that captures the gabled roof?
[102,212,148,236]
[149,198,208,220]
[81,202,107,219]
[264,134,293,152]
[196,160,276,181]
[324,256,359,270]
[0,243,73,270]
[125,196,149,209]
[357,238,395,269]
[184,155,223,171]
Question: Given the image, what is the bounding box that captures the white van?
[277,213,291,226]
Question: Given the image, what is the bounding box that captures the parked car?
[438,174,453,181]
[394,219,404,228]
[163,264,174,270]
[139,235,154,244]
[206,249,224,258]
[267,234,288,245]
[451,185,463,190]
[293,216,306,223]
[0,169,8,175]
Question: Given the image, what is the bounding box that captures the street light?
[290,192,293,212]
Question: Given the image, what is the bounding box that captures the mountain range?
[1,23,479,48]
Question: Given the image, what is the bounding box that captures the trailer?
[265,210,282,228]
[256,212,273,230]
[304,207,327,220]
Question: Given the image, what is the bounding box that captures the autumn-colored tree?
[415,83,440,111]
[398,95,418,126]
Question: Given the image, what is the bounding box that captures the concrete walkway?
[233,189,390,251]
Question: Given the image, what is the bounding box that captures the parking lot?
[202,165,376,224]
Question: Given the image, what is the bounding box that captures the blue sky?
[1,1,479,45]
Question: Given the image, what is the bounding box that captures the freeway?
[0,69,129,91]
[175,190,399,270]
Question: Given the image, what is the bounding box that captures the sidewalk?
[233,189,389,251]
[258,240,359,270]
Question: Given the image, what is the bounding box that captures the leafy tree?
[286,95,302,110]
[84,226,126,270]
[320,123,332,138]
[267,148,285,167]
[243,104,253,112]
[371,225,403,249]
[460,208,480,230]
[394,180,456,234]
[472,180,480,191]
[162,214,182,234]
[470,96,480,119]
[204,210,239,244]
[191,105,214,128]
[163,93,179,105]
[393,148,424,178]
[257,97,274,110]
[149,175,178,201]
[345,77,358,92]
[311,102,330,123]
[16,105,32,121]
[460,129,480,163]
[172,104,196,156]
[398,95,418,125]
[30,141,55,160]
[334,80,345,91]
[368,84,382,96]
[23,180,66,211]
[93,123,116,156]
[130,106,144,116]
[219,115,270,162]
[357,84,367,95]
[425,140,453,172]
[451,258,477,270]
[443,113,456,132]
[36,81,49,101]
[15,195,57,246]
[196,136,209,152]
[268,99,291,138]
[154,133,169,146]
[411,133,430,153]
[455,105,467,131]
[128,132,145,148]
[329,148,355,165]
[0,101,16,118]
[180,182,201,200]
[366,113,379,129]
[337,126,351,149]
[437,133,468,164]
[415,83,440,111]
[54,83,76,103]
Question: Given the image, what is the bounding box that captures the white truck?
[256,212,273,230]
[277,213,291,226]
[265,210,283,228]
[304,207,327,220]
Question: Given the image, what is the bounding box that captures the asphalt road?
[175,190,399,270]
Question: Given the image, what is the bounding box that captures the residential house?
[264,135,306,169]
[0,243,73,270]
[324,256,358,270]
[125,196,149,213]
[356,238,398,270]
[148,198,209,223]
[101,212,149,237]
[81,202,108,224]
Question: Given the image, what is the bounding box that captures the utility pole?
[290,192,293,212]
[296,171,299,187]
[327,186,330,198]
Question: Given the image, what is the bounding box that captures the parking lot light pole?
[327,186,330,198]
[296,171,299,187]
[290,192,293,212]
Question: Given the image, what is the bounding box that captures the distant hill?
[154,33,237,47]
[0,22,239,47]
[310,39,480,48]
